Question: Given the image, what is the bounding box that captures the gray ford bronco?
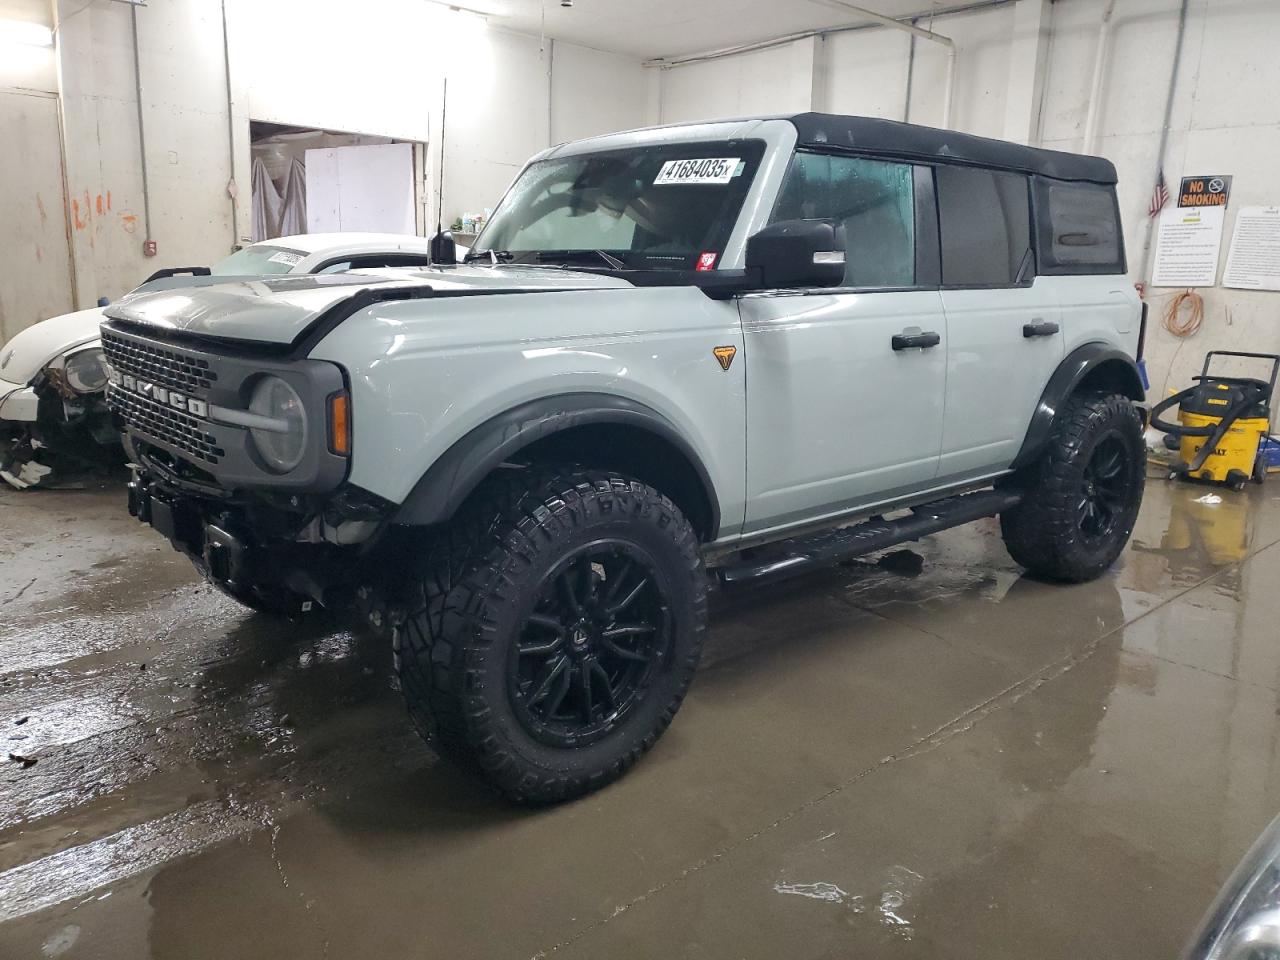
[103,114,1146,801]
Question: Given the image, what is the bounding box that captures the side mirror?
[429,230,457,266]
[745,220,845,289]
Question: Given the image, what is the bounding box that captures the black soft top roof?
[788,113,1117,185]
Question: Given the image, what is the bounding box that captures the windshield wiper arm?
[535,250,627,270]
[462,249,515,264]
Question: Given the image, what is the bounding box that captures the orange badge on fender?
[713,346,737,371]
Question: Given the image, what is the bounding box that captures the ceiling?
[459,0,990,60]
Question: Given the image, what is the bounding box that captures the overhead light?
[0,19,53,47]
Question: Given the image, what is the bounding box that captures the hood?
[102,265,634,346]
[0,307,106,386]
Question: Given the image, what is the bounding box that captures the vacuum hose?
[1150,380,1269,473]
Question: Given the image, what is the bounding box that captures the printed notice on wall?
[1151,205,1228,287]
[1152,174,1232,288]
[1223,207,1280,291]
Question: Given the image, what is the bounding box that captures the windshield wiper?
[535,250,627,270]
[462,249,515,264]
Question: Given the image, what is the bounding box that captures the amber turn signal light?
[327,391,351,456]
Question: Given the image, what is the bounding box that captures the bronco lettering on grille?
[108,368,209,419]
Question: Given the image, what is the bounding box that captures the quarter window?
[1034,179,1124,274]
[771,152,916,288]
[935,166,1032,286]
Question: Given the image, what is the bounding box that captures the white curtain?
[250,156,283,242]
[279,157,307,238]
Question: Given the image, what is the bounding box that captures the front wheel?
[392,470,707,803]
[1001,393,1145,583]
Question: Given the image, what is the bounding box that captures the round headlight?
[62,347,109,395]
[248,375,307,473]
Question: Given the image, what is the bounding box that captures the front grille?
[101,330,218,394]
[107,386,225,464]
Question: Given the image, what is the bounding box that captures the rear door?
[740,152,948,536]
[935,165,1064,482]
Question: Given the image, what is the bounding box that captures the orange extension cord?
[1163,288,1204,338]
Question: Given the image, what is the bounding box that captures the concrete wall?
[0,0,72,340]
[0,0,656,327]
[650,0,1280,396]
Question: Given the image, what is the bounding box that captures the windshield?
[471,139,766,271]
[210,245,307,276]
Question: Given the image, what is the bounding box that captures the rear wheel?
[1001,393,1145,582]
[392,469,707,803]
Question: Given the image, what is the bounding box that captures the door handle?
[891,331,941,351]
[1023,320,1060,338]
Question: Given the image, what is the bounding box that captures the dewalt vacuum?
[1150,350,1280,489]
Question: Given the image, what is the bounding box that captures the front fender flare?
[392,392,721,535]
[1010,343,1145,471]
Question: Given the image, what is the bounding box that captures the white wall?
[551,41,658,145]
[658,39,820,123]
[652,0,1280,397]
[0,0,72,338]
[55,0,234,307]
[0,0,56,94]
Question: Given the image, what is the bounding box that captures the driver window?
[772,153,916,288]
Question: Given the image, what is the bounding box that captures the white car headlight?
[248,375,307,473]
[60,347,110,395]
[1186,813,1280,960]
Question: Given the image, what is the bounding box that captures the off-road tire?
[1000,393,1145,583]
[391,468,707,803]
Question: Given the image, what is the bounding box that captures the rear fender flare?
[1011,343,1145,470]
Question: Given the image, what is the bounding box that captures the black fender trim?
[392,392,721,536]
[1010,343,1145,471]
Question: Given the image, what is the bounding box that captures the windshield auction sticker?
[267,250,304,266]
[654,158,740,185]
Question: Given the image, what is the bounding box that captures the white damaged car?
[0,232,452,488]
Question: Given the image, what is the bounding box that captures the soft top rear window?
[1033,178,1125,275]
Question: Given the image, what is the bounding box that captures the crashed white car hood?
[0,307,105,386]
[102,266,633,346]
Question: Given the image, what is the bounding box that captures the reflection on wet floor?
[2,472,1280,958]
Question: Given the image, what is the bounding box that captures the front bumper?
[0,380,38,422]
[127,464,390,605]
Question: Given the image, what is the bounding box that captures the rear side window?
[1034,178,1125,274]
[771,151,916,288]
[935,165,1032,286]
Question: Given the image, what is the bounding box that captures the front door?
[740,153,947,537]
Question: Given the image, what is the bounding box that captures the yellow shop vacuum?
[1150,350,1280,489]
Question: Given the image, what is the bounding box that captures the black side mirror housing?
[745,220,845,289]
[430,230,457,265]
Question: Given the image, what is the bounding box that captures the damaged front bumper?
[126,456,394,608]
[0,380,39,422]
[1,381,119,489]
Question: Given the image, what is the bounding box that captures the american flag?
[1148,170,1170,218]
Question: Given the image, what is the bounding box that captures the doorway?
[249,121,426,242]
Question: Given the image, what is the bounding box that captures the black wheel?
[1001,393,1145,583]
[392,469,707,803]
[1255,456,1269,485]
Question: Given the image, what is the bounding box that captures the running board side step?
[717,488,1023,586]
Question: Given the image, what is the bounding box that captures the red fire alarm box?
[143,239,157,257]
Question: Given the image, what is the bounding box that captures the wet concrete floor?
[2,470,1280,958]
